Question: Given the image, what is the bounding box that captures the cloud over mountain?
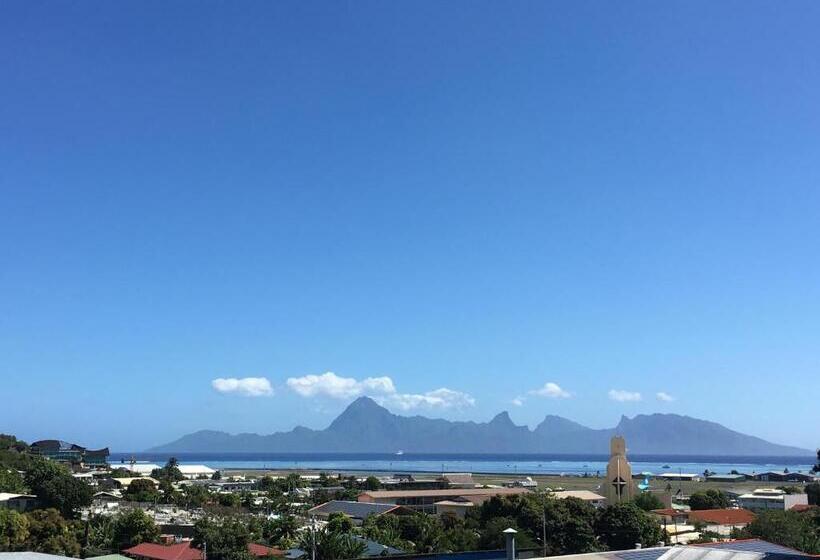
[211,377,273,397]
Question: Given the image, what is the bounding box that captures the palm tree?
[297,527,367,560]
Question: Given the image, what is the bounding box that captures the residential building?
[0,493,38,512]
[752,471,816,483]
[687,508,757,535]
[308,500,414,524]
[358,487,531,514]
[737,488,809,511]
[549,490,607,508]
[124,542,283,560]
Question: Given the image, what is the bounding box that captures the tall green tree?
[24,460,92,518]
[297,526,366,560]
[688,489,730,510]
[806,482,820,506]
[112,509,160,549]
[123,479,160,503]
[192,517,253,560]
[595,503,664,551]
[633,492,664,512]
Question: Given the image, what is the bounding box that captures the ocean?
[108,452,817,476]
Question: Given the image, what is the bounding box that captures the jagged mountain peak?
[148,401,812,456]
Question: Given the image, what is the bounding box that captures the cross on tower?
[612,476,627,498]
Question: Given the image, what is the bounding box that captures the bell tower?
[604,435,635,504]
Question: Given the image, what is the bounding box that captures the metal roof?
[308,500,402,518]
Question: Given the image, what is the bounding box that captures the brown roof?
[651,508,685,516]
[360,487,530,499]
[790,504,817,513]
[124,542,283,560]
[688,508,756,525]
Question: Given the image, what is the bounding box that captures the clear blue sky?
[1,2,818,452]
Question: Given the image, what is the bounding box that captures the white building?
[178,464,216,479]
[737,488,808,511]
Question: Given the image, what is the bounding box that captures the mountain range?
[149,397,811,456]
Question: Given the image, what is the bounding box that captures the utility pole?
[310,515,316,560]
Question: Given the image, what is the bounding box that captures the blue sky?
[1,2,819,452]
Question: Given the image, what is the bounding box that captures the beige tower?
[604,436,635,504]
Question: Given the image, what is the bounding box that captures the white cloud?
[385,388,476,411]
[608,389,642,402]
[529,382,571,399]
[511,396,525,407]
[286,371,474,411]
[286,372,395,399]
[211,377,274,397]
[656,391,675,402]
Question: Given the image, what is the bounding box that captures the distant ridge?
[148,397,811,456]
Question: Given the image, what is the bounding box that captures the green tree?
[297,527,367,560]
[151,458,184,482]
[363,476,381,491]
[688,489,730,510]
[0,468,27,493]
[217,492,242,508]
[262,515,299,548]
[123,479,160,503]
[24,459,92,518]
[192,517,253,560]
[326,512,354,534]
[110,468,134,479]
[257,476,276,492]
[24,508,83,557]
[112,509,160,549]
[740,510,819,554]
[806,482,820,506]
[0,508,30,550]
[180,484,212,508]
[633,492,664,512]
[595,503,664,551]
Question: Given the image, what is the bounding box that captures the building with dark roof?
[358,487,531,514]
[29,440,109,469]
[124,542,283,560]
[308,500,415,524]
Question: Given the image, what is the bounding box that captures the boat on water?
[662,464,671,469]
[395,450,404,455]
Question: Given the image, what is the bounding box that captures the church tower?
[604,435,635,504]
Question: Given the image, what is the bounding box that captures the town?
[2,434,818,560]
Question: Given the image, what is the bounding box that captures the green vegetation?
[24,459,93,518]
[192,516,254,560]
[807,482,820,506]
[123,478,160,503]
[632,492,664,511]
[738,509,820,554]
[688,489,730,510]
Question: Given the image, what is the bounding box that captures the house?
[124,542,283,560]
[115,463,162,476]
[0,493,38,512]
[687,508,756,535]
[111,477,160,489]
[549,490,607,508]
[177,465,216,480]
[705,474,748,483]
[307,500,415,524]
[439,473,476,489]
[752,471,815,483]
[358,487,531,514]
[737,488,809,511]
[29,440,109,469]
[657,473,700,482]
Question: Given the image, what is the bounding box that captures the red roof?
[688,508,757,525]
[125,543,203,560]
[125,543,283,560]
[248,543,284,557]
[651,508,685,517]
[790,504,817,513]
